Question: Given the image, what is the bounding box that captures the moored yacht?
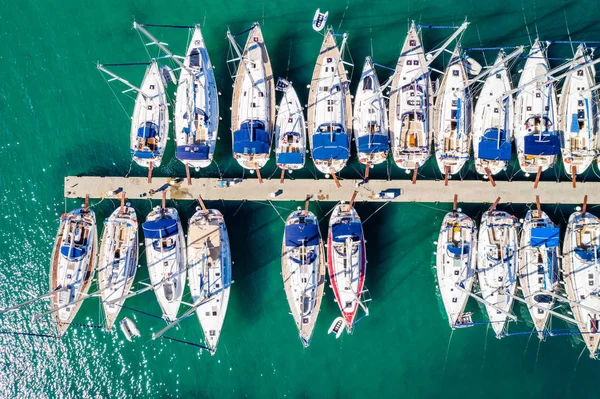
[275,79,307,171]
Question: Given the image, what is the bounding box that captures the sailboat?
[559,44,598,177]
[49,205,98,337]
[517,209,560,338]
[476,209,518,337]
[436,211,477,328]
[307,29,352,176]
[434,45,472,176]
[472,50,514,176]
[327,202,367,332]
[228,23,275,171]
[187,207,231,354]
[353,57,388,167]
[389,22,433,171]
[275,79,307,171]
[563,209,600,358]
[97,200,139,330]
[282,208,326,346]
[142,205,186,321]
[515,39,560,174]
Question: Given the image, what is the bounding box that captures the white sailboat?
[275,79,307,171]
[353,57,388,167]
[559,44,598,177]
[472,50,514,176]
[389,22,433,171]
[517,209,560,338]
[476,210,518,337]
[49,206,98,337]
[515,39,560,174]
[327,202,367,332]
[282,209,326,346]
[97,202,139,330]
[142,206,186,322]
[434,46,472,176]
[187,208,231,354]
[563,210,600,358]
[436,211,477,328]
[307,29,352,176]
[228,23,275,171]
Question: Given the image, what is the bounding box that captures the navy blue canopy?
[143,218,178,239]
[60,245,86,260]
[331,222,362,243]
[277,152,304,165]
[524,134,560,156]
[176,144,209,161]
[312,128,350,161]
[138,122,158,138]
[285,223,320,247]
[530,227,560,248]
[574,247,599,262]
[448,243,469,256]
[478,128,512,161]
[233,121,270,155]
[357,134,388,154]
[132,150,160,159]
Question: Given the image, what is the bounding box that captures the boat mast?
[464,46,524,89]
[134,22,189,74]
[226,27,259,91]
[424,21,469,68]
[97,63,146,96]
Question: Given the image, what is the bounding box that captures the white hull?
[275,83,306,170]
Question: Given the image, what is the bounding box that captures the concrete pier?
[64,176,599,204]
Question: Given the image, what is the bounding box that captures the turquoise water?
[1,0,600,397]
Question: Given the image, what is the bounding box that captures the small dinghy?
[515,39,560,174]
[282,208,326,347]
[559,44,598,178]
[476,209,518,337]
[142,205,186,322]
[50,205,98,337]
[563,209,600,358]
[275,79,307,171]
[328,316,345,339]
[436,211,477,328]
[353,57,388,167]
[98,200,139,330]
[518,209,560,338]
[312,9,328,32]
[327,202,367,333]
[119,317,141,342]
[187,207,232,354]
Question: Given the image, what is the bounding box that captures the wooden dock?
[64,176,599,204]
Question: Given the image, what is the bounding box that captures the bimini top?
[357,133,388,154]
[530,227,560,247]
[447,243,470,256]
[138,122,158,138]
[60,245,86,260]
[478,128,512,161]
[277,152,304,165]
[233,120,270,155]
[331,222,362,243]
[313,124,349,161]
[176,144,209,161]
[524,134,560,156]
[142,218,178,240]
[285,223,320,247]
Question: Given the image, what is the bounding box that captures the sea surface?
[1,0,600,397]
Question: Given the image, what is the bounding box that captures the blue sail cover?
[176,144,209,161]
[142,218,178,239]
[233,121,270,155]
[574,247,599,262]
[60,245,86,259]
[478,128,512,161]
[524,134,560,156]
[530,227,560,247]
[138,122,158,138]
[285,223,320,247]
[277,152,304,165]
[357,134,388,154]
[570,114,580,133]
[331,222,362,242]
[312,129,350,161]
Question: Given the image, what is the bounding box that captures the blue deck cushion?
[138,122,158,138]
[447,243,469,256]
[132,150,160,159]
[357,133,388,154]
[312,126,350,161]
[176,144,209,161]
[331,222,362,243]
[530,227,560,248]
[277,152,304,165]
[574,247,600,262]
[233,120,270,155]
[60,245,86,260]
[478,128,512,161]
[524,134,560,156]
[285,223,320,247]
[143,218,178,239]
[570,114,580,133]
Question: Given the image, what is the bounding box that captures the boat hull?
[275,83,307,171]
